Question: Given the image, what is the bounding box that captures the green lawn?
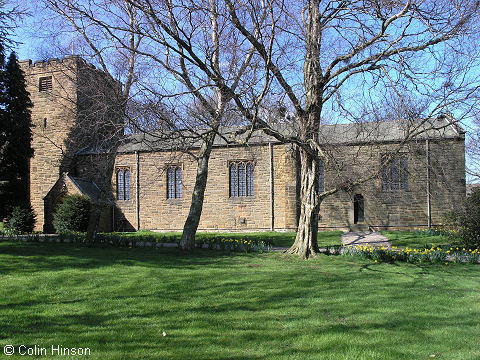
[118,230,343,248]
[1,241,479,359]
[382,230,461,249]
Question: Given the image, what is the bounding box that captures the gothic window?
[381,154,408,191]
[318,160,325,193]
[116,168,131,201]
[230,161,254,197]
[39,76,52,92]
[246,163,254,197]
[167,166,182,199]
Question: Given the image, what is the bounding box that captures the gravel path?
[341,231,391,247]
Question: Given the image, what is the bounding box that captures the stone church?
[20,56,466,233]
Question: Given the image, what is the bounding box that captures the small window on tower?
[39,76,53,92]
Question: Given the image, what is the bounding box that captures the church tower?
[20,56,122,232]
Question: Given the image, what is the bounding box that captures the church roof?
[43,173,104,204]
[117,115,463,153]
[316,115,464,145]
[78,115,464,155]
[68,176,103,203]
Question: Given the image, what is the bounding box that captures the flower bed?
[199,237,271,253]
[343,244,480,264]
[0,232,271,253]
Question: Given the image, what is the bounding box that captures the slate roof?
[68,176,103,203]
[43,173,105,203]
[78,115,464,155]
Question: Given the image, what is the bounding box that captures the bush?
[53,195,92,233]
[446,188,480,249]
[5,205,36,233]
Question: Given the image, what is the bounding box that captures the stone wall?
[105,143,297,232]
[22,58,465,233]
[318,138,466,230]
[21,56,121,231]
[20,57,79,231]
[75,137,465,233]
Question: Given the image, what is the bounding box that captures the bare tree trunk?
[86,206,102,246]
[286,147,320,258]
[179,133,215,250]
[85,152,117,246]
[285,0,323,259]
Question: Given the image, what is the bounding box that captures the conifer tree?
[0,52,33,219]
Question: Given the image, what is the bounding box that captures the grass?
[381,230,461,249]
[115,230,343,248]
[1,240,480,359]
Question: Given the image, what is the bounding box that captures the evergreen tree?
[0,42,4,67]
[0,52,33,219]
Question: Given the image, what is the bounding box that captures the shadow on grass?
[1,241,480,359]
[0,241,261,275]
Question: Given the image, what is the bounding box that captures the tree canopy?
[0,52,33,219]
[32,1,480,255]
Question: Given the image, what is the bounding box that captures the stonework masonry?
[23,56,466,233]
[21,56,121,232]
[20,57,79,232]
[104,144,298,232]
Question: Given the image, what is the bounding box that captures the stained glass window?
[381,154,408,191]
[230,161,254,198]
[167,166,182,199]
[175,167,182,198]
[124,170,131,200]
[117,170,125,201]
[116,169,131,201]
[230,163,238,197]
[246,163,254,196]
[238,163,246,197]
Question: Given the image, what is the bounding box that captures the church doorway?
[354,194,364,224]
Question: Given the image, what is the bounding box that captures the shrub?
[53,195,92,233]
[445,188,480,249]
[5,205,36,233]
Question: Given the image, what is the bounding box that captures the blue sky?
[5,0,479,183]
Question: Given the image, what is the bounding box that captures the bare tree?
[41,0,268,248]
[467,115,480,182]
[37,0,480,257]
[221,0,480,258]
[39,0,139,242]
[127,0,266,250]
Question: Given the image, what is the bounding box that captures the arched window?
[124,170,131,201]
[230,161,254,197]
[167,166,182,199]
[116,168,131,201]
[246,163,254,197]
[381,154,408,191]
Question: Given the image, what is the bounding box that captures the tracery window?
[381,154,408,191]
[167,166,182,199]
[116,168,131,201]
[230,161,254,197]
